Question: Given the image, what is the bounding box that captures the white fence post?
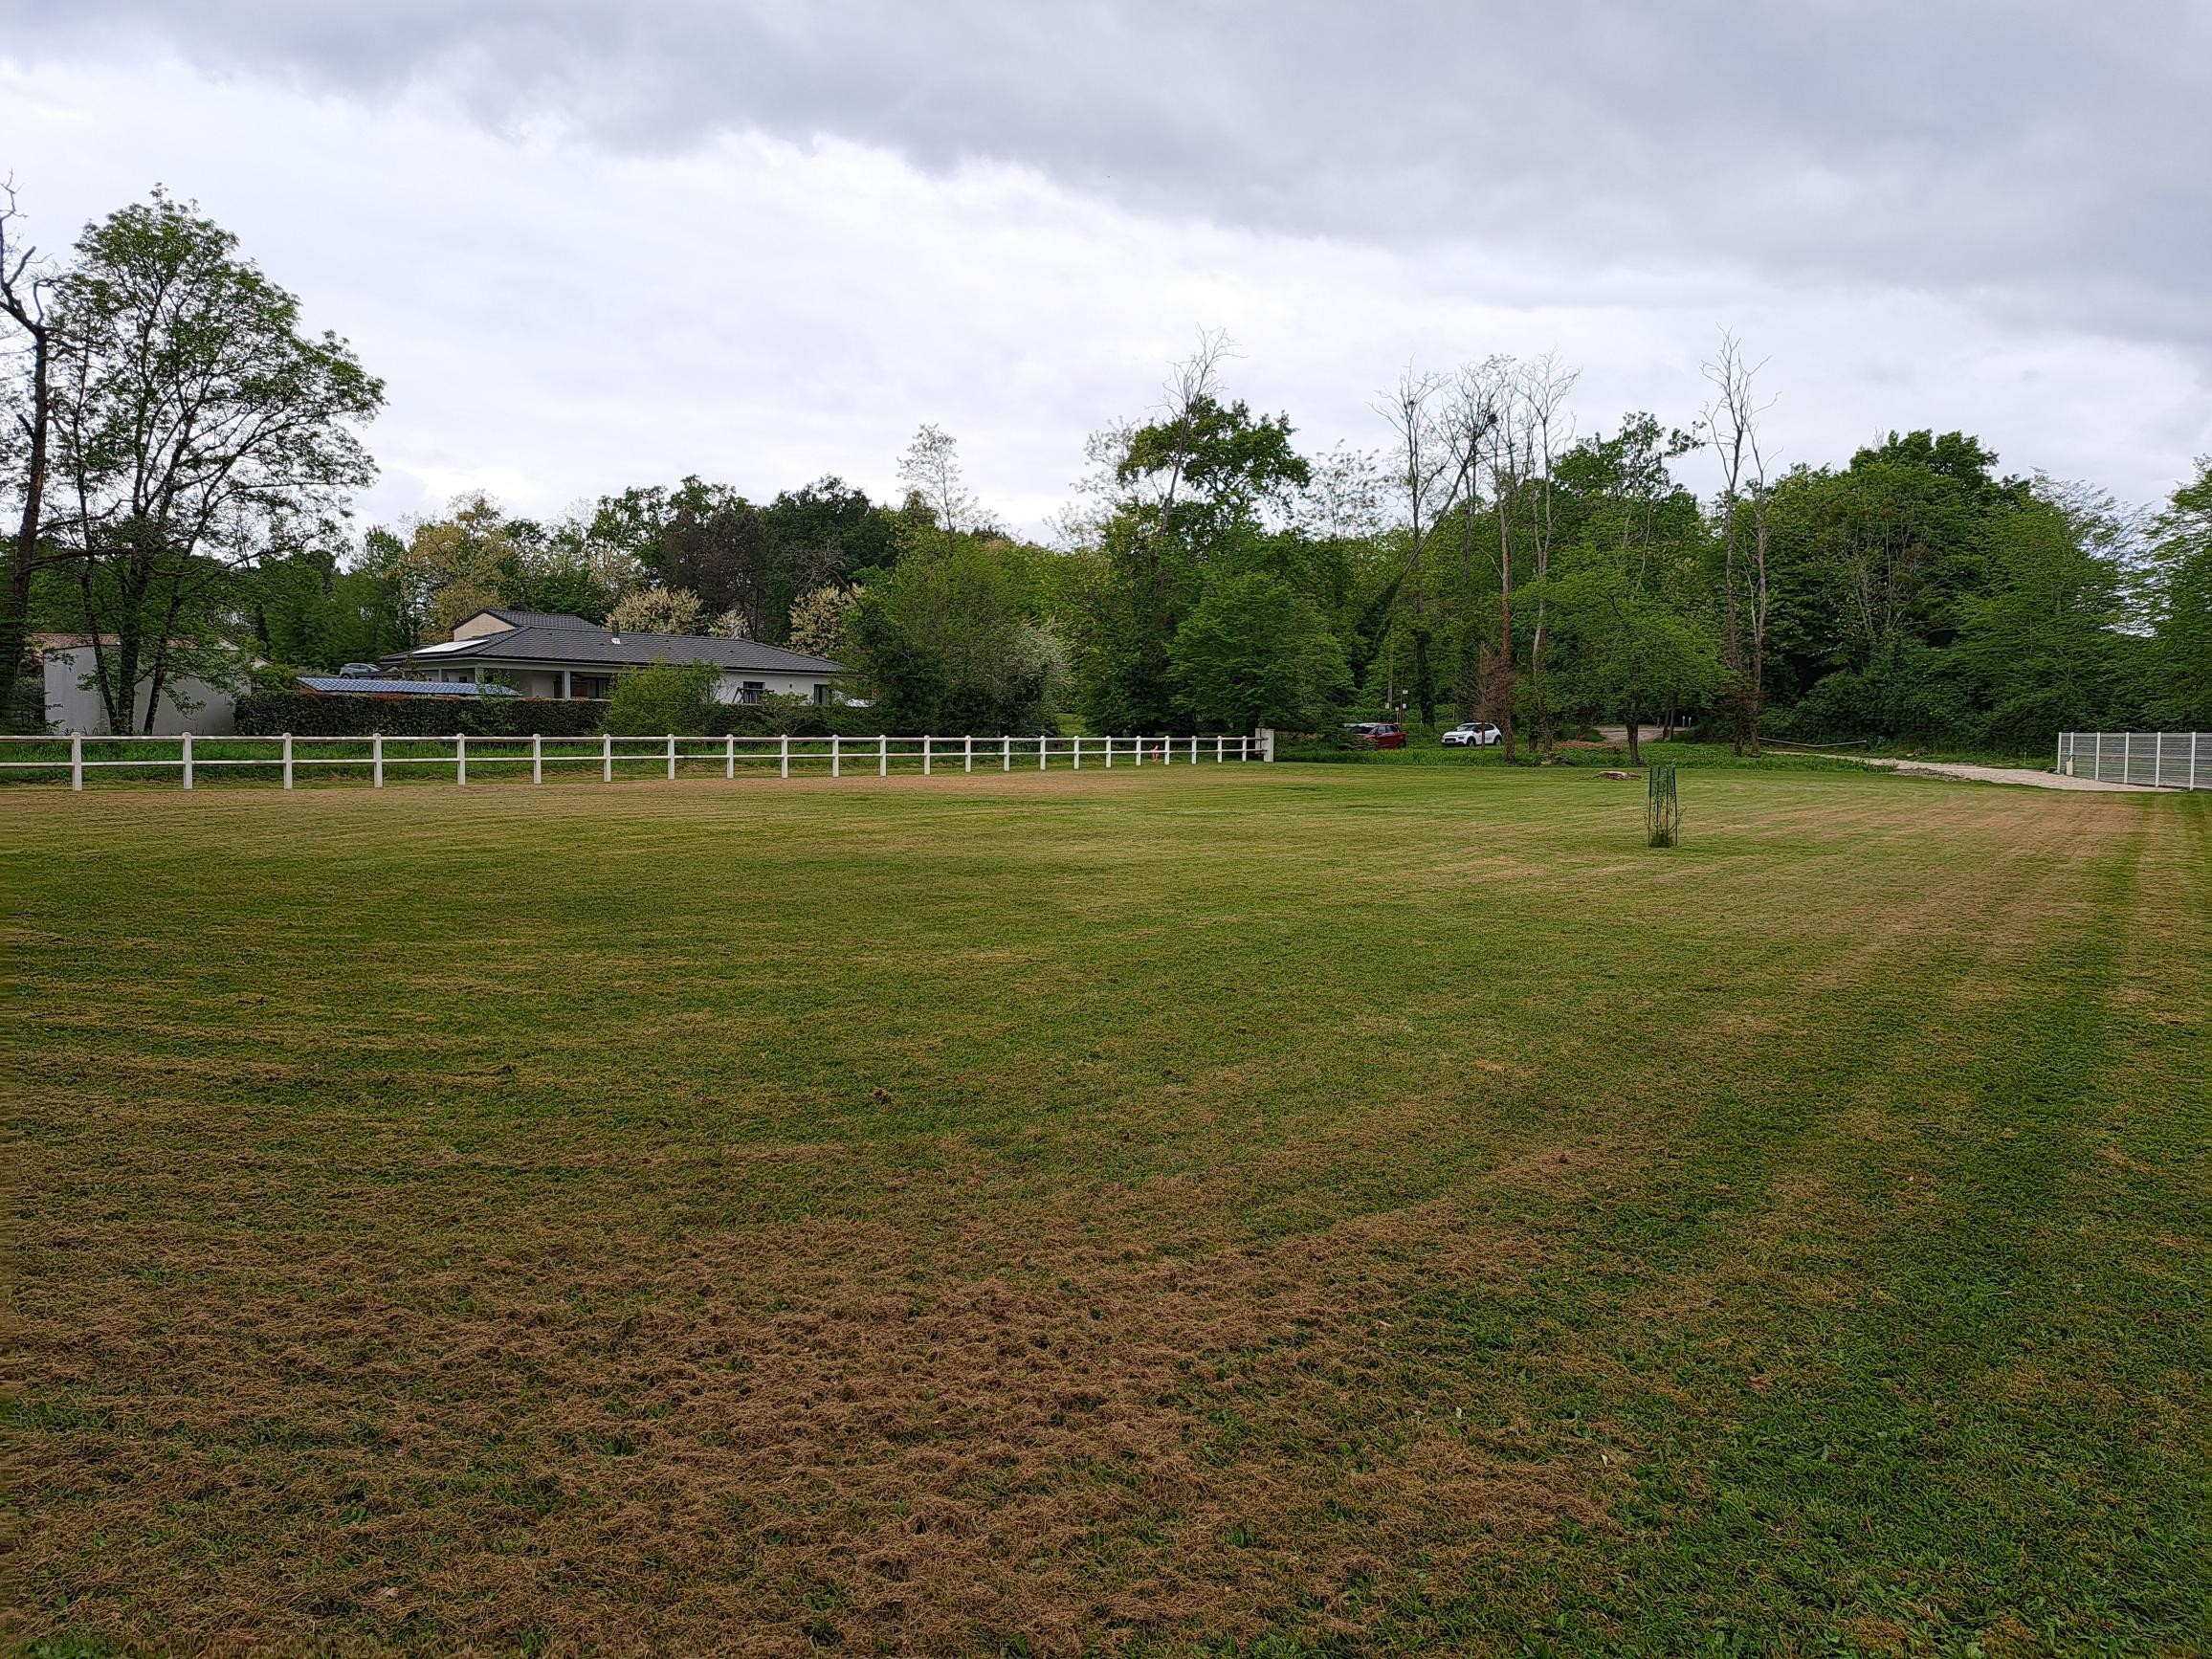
[182,731,194,790]
[2155,732,2165,789]
[373,732,384,788]
[725,733,735,780]
[1216,735,1224,763]
[2194,733,2201,792]
[282,733,295,790]
[1039,734,1047,771]
[830,733,841,778]
[1002,734,1010,771]
[70,732,82,792]
[1073,735,1081,770]
[2124,730,2134,785]
[965,735,974,773]
[533,733,542,785]
[603,732,612,783]
[1105,736,1113,769]
[781,734,790,779]
[923,735,932,776]
[878,734,888,777]
[456,733,467,786]
[666,733,676,781]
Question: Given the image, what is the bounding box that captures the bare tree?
[1371,365,1459,723]
[1699,332,1776,754]
[896,423,976,558]
[1458,356,1527,756]
[1513,355,1579,754]
[0,179,57,730]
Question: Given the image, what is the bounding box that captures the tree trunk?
[0,298,50,733]
[1493,501,1515,761]
[1626,706,1642,766]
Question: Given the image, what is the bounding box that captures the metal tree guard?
[1647,763,1680,848]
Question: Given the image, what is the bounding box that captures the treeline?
[6,188,2207,747]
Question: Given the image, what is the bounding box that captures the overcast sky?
[6,1,2208,535]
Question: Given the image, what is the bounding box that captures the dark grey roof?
[481,608,598,630]
[398,626,844,675]
[299,676,516,697]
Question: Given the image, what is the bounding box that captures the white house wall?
[452,664,833,702]
[42,649,238,735]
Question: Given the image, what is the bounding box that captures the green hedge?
[234,692,607,737]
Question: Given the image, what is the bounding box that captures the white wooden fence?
[0,731,1273,791]
[2055,732,2208,791]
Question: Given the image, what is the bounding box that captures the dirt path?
[1834,755,2136,792]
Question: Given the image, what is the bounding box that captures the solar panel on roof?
[297,677,515,696]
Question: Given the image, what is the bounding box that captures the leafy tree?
[1071,340,1313,730]
[1955,482,2128,746]
[38,188,383,730]
[1170,571,1349,732]
[1549,413,1710,761]
[387,494,516,641]
[787,583,861,660]
[2134,457,2211,729]
[848,595,946,732]
[607,586,705,635]
[252,542,409,669]
[860,531,1059,732]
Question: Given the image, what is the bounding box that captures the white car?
[1441,722,1503,747]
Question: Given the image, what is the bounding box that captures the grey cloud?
[11,1,2210,357]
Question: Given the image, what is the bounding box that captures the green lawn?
[6,763,2205,1655]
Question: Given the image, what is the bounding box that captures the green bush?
[601,661,719,736]
[234,691,605,737]
[700,694,892,739]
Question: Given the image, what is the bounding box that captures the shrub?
[700,694,891,739]
[234,691,605,737]
[601,661,719,736]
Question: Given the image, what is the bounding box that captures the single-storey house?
[384,609,847,703]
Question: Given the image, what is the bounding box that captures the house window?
[812,683,831,705]
[740,681,764,704]
[571,674,611,699]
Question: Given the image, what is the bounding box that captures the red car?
[1345,720,1407,749]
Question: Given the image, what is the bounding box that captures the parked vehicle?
[1441,721,1503,747]
[1345,721,1408,749]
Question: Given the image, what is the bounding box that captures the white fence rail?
[2055,732,2208,791]
[0,731,1273,792]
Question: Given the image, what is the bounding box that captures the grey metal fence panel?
[2055,732,2208,790]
